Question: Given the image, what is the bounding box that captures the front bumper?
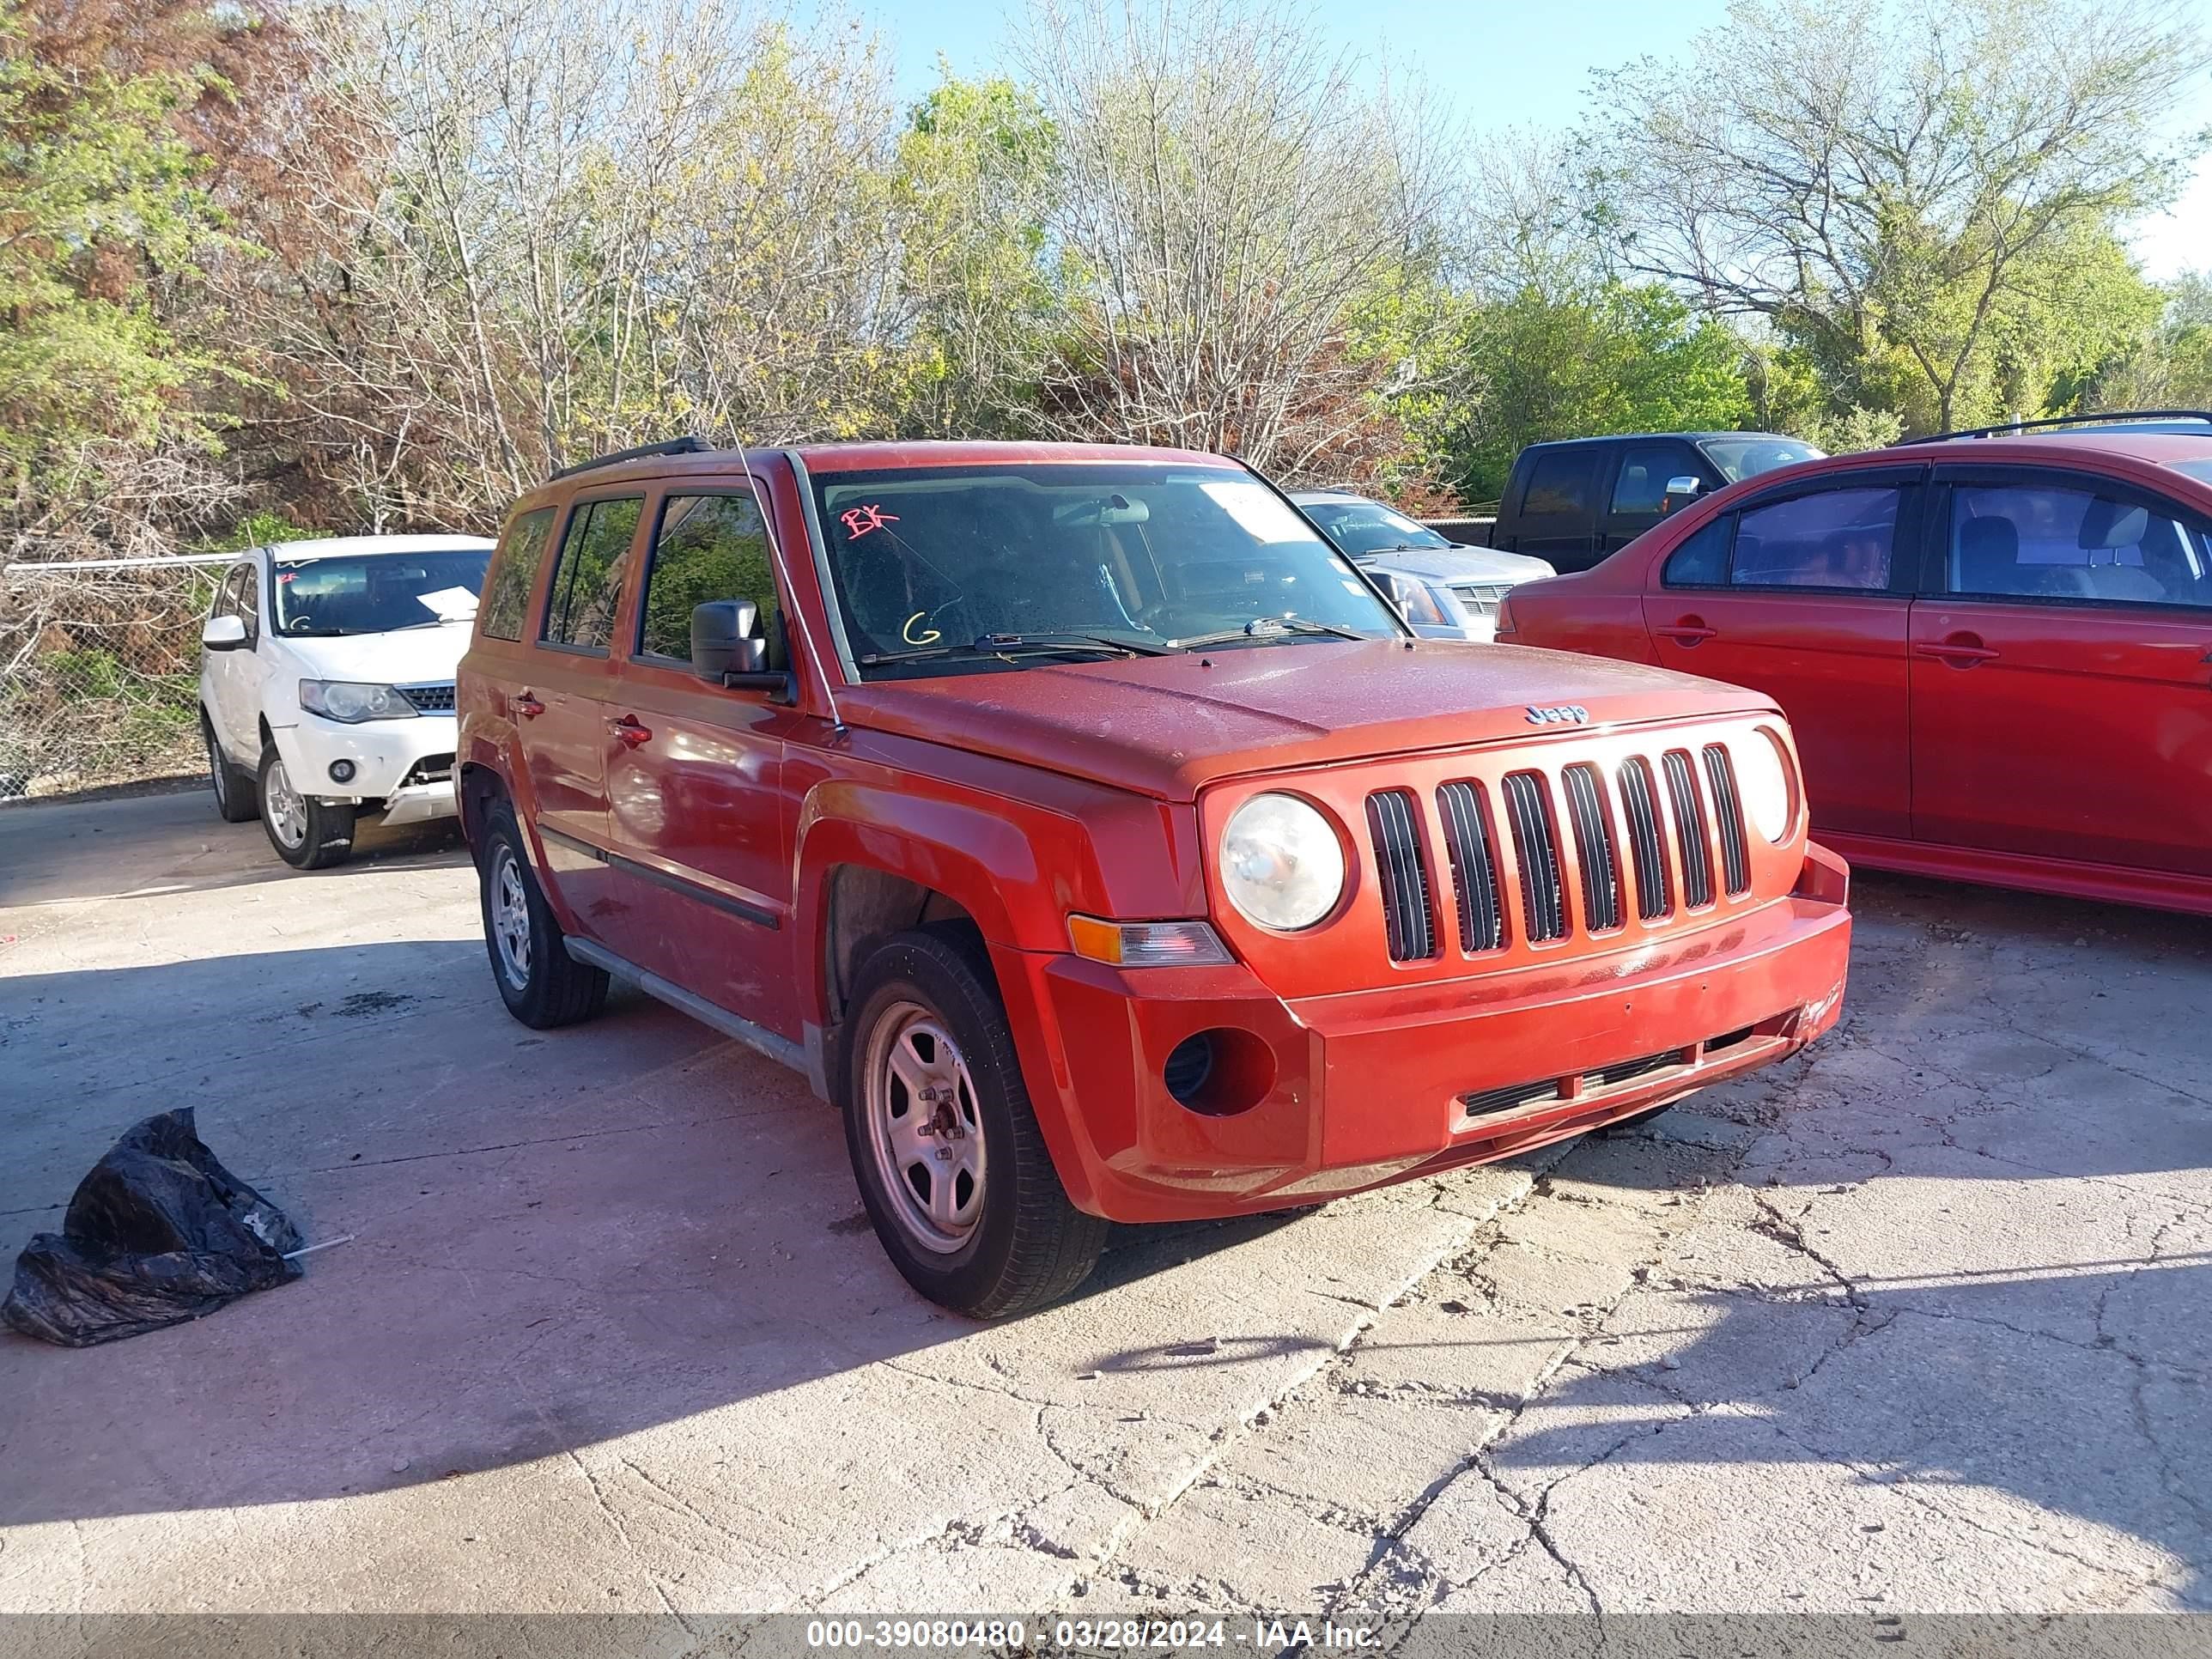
[1000,843,1851,1224]
[271,714,459,817]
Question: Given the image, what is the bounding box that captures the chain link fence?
[0,557,228,800]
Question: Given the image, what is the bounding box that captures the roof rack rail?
[550,435,715,480]
[1894,410,2212,446]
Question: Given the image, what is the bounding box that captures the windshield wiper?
[859,630,1171,667]
[1168,617,1372,649]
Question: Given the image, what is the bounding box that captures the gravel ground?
[1,791,2206,1617]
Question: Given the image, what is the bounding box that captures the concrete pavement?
[1,790,2207,1615]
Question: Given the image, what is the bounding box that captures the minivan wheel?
[258,744,355,868]
[477,802,608,1029]
[837,928,1108,1318]
[203,714,258,823]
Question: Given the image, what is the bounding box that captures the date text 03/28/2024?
[803,1620,1382,1650]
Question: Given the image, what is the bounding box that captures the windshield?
[1698,437,1825,483]
[809,464,1401,677]
[1297,497,1452,555]
[272,550,491,637]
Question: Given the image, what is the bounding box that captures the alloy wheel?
[263,757,307,849]
[489,848,532,991]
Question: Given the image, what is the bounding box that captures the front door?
[1910,469,2212,876]
[205,559,268,763]
[599,487,804,1041]
[1644,471,1924,840]
[1599,441,1711,553]
[515,493,647,923]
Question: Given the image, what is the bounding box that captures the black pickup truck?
[1430,431,1822,571]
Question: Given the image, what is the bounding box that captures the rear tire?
[258,744,355,868]
[836,928,1107,1318]
[203,714,258,823]
[478,802,608,1029]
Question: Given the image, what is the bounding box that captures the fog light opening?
[1163,1027,1275,1117]
[327,759,356,784]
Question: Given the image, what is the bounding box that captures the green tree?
[0,0,234,482]
[1425,282,1753,502]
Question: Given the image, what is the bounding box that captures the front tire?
[258,744,355,868]
[837,929,1107,1318]
[203,714,258,823]
[478,803,608,1029]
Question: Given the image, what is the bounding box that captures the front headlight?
[1220,793,1346,931]
[1734,728,1796,842]
[299,680,419,723]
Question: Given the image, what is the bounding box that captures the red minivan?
[456,439,1851,1316]
[1498,423,2212,917]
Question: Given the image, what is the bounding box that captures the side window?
[1522,450,1597,518]
[1662,517,1731,586]
[1730,486,1899,591]
[639,493,783,666]
[1948,482,2212,609]
[480,507,556,641]
[1610,446,1691,515]
[233,562,259,638]
[211,562,247,621]
[541,496,644,653]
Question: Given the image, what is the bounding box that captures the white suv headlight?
[299,680,419,723]
[1220,793,1346,931]
[1734,728,1796,842]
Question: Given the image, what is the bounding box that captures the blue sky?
[870,0,2210,280]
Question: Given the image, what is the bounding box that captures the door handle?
[1915,635,1998,666]
[1655,618,1717,644]
[511,691,544,720]
[610,714,653,749]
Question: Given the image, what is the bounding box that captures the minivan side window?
[638,493,784,666]
[1947,482,2212,609]
[541,496,645,653]
[1729,486,1899,591]
[1522,450,1597,517]
[480,507,556,641]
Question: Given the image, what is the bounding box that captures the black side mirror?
[691,600,790,698]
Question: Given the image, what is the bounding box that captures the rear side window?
[1948,482,2212,608]
[1730,487,1899,590]
[639,493,782,665]
[1610,446,1689,515]
[1522,450,1597,517]
[541,497,645,652]
[480,507,555,641]
[1662,518,1731,586]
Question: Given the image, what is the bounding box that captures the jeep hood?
[836,638,1777,801]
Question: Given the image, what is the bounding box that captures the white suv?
[198,534,495,868]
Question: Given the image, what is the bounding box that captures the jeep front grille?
[1436,781,1504,952]
[1703,744,1752,896]
[1662,749,1714,909]
[1502,771,1568,944]
[1365,789,1437,962]
[1561,763,1621,933]
[1345,736,1757,964]
[1617,757,1671,921]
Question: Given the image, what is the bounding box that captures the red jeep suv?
[456,439,1852,1316]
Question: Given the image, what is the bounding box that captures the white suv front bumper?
[270,709,459,822]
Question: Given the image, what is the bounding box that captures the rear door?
[518,492,647,918]
[1504,447,1604,569]
[599,484,804,1039]
[1644,466,1925,839]
[1909,466,2212,875]
[1599,441,1713,552]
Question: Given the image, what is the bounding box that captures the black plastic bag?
[3,1109,302,1346]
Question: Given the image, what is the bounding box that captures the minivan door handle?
[1655,617,1717,645]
